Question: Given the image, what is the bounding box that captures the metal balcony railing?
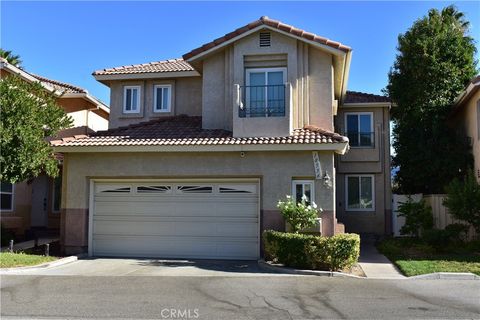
[239,85,286,118]
[346,132,375,148]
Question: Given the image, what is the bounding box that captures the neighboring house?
[0,58,109,238]
[51,16,392,258]
[450,75,480,181]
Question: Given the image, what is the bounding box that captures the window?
[345,112,374,147]
[1,182,13,211]
[153,85,172,113]
[292,180,314,205]
[346,175,374,211]
[52,176,61,213]
[123,86,140,113]
[242,68,286,118]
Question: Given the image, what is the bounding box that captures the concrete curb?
[257,259,366,278]
[409,272,480,280]
[0,255,78,273]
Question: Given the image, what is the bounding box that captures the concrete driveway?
[4,258,279,277]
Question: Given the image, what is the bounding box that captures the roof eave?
[185,25,349,64]
[53,141,349,154]
[61,92,110,114]
[92,70,201,83]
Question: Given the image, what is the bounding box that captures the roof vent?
[259,32,271,47]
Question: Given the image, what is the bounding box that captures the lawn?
[0,252,57,268]
[377,238,480,276]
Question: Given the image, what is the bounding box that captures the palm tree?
[0,49,22,67]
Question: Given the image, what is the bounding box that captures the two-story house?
[0,58,109,238]
[51,17,392,258]
[450,76,480,181]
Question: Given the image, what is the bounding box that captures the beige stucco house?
[0,58,109,238]
[51,17,392,258]
[450,75,480,180]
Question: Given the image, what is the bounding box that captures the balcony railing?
[239,85,286,118]
[346,132,375,148]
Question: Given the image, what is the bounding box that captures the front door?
[31,175,49,227]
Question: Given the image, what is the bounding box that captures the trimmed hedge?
[263,230,360,271]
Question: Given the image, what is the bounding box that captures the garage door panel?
[94,201,258,218]
[93,220,258,237]
[93,236,258,259]
[92,180,260,260]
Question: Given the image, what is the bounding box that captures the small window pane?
[295,184,303,204]
[156,87,163,110]
[360,177,373,209]
[162,88,169,109]
[359,114,371,133]
[347,115,359,147]
[131,89,138,109]
[1,182,12,193]
[347,177,360,209]
[125,89,132,110]
[1,193,12,210]
[303,184,312,205]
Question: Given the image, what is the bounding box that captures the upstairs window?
[345,112,374,147]
[154,85,172,113]
[123,86,140,113]
[1,182,13,211]
[241,68,286,118]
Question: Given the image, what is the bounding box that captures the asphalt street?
[1,275,479,319]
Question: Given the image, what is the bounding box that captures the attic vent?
[259,32,271,47]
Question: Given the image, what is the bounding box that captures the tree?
[443,170,480,234]
[0,75,72,183]
[0,49,22,67]
[386,5,477,194]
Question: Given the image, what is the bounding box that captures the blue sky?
[2,1,479,104]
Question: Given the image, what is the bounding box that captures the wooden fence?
[393,194,477,239]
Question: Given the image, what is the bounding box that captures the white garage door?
[91,180,259,260]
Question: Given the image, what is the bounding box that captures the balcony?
[239,85,286,118]
[233,83,292,138]
[346,132,375,148]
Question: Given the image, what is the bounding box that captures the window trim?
[291,180,315,204]
[123,85,141,114]
[153,84,172,113]
[344,112,374,148]
[51,176,61,213]
[345,174,375,212]
[1,182,14,212]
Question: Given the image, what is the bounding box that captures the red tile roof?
[344,91,391,104]
[50,115,347,147]
[183,16,351,61]
[93,58,195,76]
[29,73,87,94]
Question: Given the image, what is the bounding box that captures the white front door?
[91,180,260,260]
[31,175,49,227]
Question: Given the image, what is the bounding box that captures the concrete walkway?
[359,235,405,279]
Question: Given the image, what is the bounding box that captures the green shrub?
[443,170,480,234]
[277,196,320,233]
[397,197,433,237]
[423,224,469,250]
[263,230,360,271]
